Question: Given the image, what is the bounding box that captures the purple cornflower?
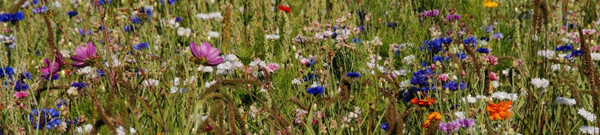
[493,33,504,39]
[70,42,98,68]
[438,121,461,132]
[454,118,475,128]
[190,42,223,66]
[445,14,461,22]
[32,6,49,14]
[423,9,439,17]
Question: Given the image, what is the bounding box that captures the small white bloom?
[208,31,220,38]
[551,64,561,71]
[197,65,214,73]
[143,79,160,87]
[205,80,217,88]
[266,34,280,40]
[454,111,466,119]
[537,50,555,58]
[403,55,415,65]
[491,81,500,88]
[556,97,576,106]
[392,69,407,76]
[463,94,477,103]
[291,79,302,84]
[578,108,596,122]
[67,87,78,96]
[591,53,600,61]
[52,1,62,8]
[491,91,518,100]
[530,78,549,89]
[580,126,600,134]
[116,126,126,135]
[130,128,137,134]
[177,27,191,37]
[167,18,180,28]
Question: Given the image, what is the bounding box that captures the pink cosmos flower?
[41,58,60,78]
[70,42,98,68]
[489,72,499,81]
[300,58,309,65]
[268,63,280,72]
[190,42,223,66]
[14,91,29,98]
[583,29,596,36]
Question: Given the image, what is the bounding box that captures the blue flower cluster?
[410,69,433,86]
[442,81,467,91]
[0,66,14,78]
[0,12,25,23]
[71,82,88,90]
[306,85,324,95]
[346,72,361,78]
[134,42,149,50]
[29,108,62,130]
[555,44,573,51]
[462,36,477,46]
[14,81,29,91]
[476,47,490,53]
[423,38,442,52]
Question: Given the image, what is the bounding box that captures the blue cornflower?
[303,73,318,81]
[442,81,466,91]
[78,29,92,36]
[441,36,452,44]
[410,69,433,86]
[306,85,324,95]
[32,6,49,14]
[380,123,390,131]
[357,11,366,21]
[133,42,149,50]
[493,33,504,39]
[132,16,143,24]
[33,0,40,4]
[423,38,442,52]
[555,44,573,51]
[1,66,14,78]
[0,12,25,23]
[168,0,177,5]
[29,108,61,130]
[124,25,135,32]
[14,81,29,91]
[20,72,32,79]
[476,47,490,53]
[485,25,493,33]
[455,52,467,60]
[387,22,398,28]
[462,36,477,45]
[67,11,78,17]
[97,0,111,5]
[401,87,420,103]
[71,82,88,90]
[46,119,62,130]
[97,70,106,77]
[346,72,361,78]
[570,50,583,57]
[175,17,182,22]
[433,55,450,62]
[352,38,363,43]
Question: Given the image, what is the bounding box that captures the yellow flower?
[483,0,498,8]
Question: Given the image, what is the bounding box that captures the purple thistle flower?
[438,122,461,132]
[423,9,439,17]
[446,14,461,22]
[190,42,223,66]
[70,42,98,68]
[454,118,475,128]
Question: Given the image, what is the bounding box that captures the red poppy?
[278,5,291,13]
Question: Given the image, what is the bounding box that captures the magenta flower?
[41,58,60,78]
[70,42,98,68]
[14,91,29,98]
[190,42,223,66]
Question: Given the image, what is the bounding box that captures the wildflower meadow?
[2,0,600,134]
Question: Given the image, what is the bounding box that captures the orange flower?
[421,112,443,128]
[487,100,511,120]
[483,0,499,8]
[410,97,435,106]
